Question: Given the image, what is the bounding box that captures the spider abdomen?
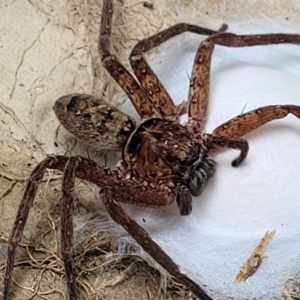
[53,94,135,151]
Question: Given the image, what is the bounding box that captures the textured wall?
[1,1,300,299]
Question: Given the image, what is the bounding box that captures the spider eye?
[187,155,216,196]
[179,141,200,167]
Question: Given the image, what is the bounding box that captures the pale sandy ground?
[1,0,300,299]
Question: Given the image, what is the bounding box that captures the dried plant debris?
[143,2,154,9]
[235,230,276,283]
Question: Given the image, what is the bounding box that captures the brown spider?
[2,0,300,299]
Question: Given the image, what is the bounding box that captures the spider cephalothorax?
[124,118,205,177]
[120,117,216,214]
[3,0,300,300]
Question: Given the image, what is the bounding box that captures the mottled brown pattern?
[130,54,177,119]
[102,188,209,298]
[213,105,300,138]
[3,0,300,300]
[129,23,227,120]
[187,33,300,136]
[188,40,214,133]
[102,55,156,118]
[54,94,135,151]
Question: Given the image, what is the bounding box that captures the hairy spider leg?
[99,0,226,121]
[1,155,120,300]
[212,105,300,138]
[2,153,215,300]
[129,23,227,121]
[102,188,213,300]
[187,32,300,135]
[99,0,155,119]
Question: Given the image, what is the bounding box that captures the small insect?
[2,0,300,299]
